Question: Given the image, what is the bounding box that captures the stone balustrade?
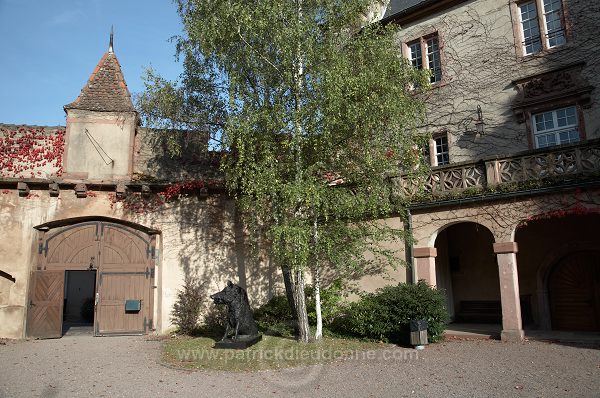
[398,139,600,197]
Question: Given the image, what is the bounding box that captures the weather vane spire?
[108,25,114,53]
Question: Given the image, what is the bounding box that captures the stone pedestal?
[414,247,437,287]
[214,334,262,349]
[493,242,524,342]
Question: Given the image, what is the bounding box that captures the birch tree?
[140,0,428,342]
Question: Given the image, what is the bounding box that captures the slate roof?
[64,50,135,113]
[383,0,441,19]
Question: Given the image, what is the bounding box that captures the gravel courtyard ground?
[0,335,598,398]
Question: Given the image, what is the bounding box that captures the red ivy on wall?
[108,179,215,213]
[158,180,207,200]
[0,127,65,178]
[523,204,599,225]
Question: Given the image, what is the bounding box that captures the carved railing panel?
[579,145,600,172]
[398,140,600,199]
[399,163,485,196]
[496,142,600,184]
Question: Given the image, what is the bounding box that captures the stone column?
[493,242,524,342]
[413,247,437,287]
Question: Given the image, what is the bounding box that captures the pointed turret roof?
[64,30,135,113]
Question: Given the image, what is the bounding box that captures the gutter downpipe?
[403,208,415,284]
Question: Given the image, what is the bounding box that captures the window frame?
[531,105,580,149]
[427,132,450,167]
[404,32,443,85]
[524,102,586,149]
[511,0,569,58]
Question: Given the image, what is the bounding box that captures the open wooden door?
[95,271,152,335]
[94,223,154,335]
[26,270,64,338]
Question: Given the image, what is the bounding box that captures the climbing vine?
[0,126,65,178]
[108,179,217,213]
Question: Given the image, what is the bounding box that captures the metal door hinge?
[38,242,48,256]
[143,317,153,333]
[147,246,156,259]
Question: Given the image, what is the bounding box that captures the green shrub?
[196,304,228,338]
[332,281,448,343]
[253,281,347,336]
[171,278,205,335]
[253,295,295,336]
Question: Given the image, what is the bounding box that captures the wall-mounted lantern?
[475,105,485,135]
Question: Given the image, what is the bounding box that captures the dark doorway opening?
[63,270,96,336]
[434,222,502,324]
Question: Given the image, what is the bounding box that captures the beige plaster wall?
[0,190,50,339]
[355,217,410,293]
[64,110,136,180]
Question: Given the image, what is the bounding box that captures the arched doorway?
[27,220,157,338]
[516,213,600,331]
[548,250,600,331]
[434,222,501,324]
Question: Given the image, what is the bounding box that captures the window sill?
[410,80,449,96]
[430,81,448,90]
[517,42,571,63]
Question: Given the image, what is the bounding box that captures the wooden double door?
[549,251,600,332]
[27,221,156,338]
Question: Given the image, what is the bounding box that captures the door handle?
[29,300,36,307]
[95,292,99,306]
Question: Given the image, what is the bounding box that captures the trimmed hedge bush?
[332,281,448,343]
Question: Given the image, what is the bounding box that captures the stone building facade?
[377,0,600,341]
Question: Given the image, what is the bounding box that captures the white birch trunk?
[313,217,323,340]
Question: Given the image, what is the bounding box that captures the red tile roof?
[64,51,135,113]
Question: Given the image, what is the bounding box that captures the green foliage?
[194,303,228,339]
[253,295,295,337]
[332,282,448,343]
[305,280,345,326]
[171,278,205,335]
[141,0,428,270]
[254,281,347,335]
